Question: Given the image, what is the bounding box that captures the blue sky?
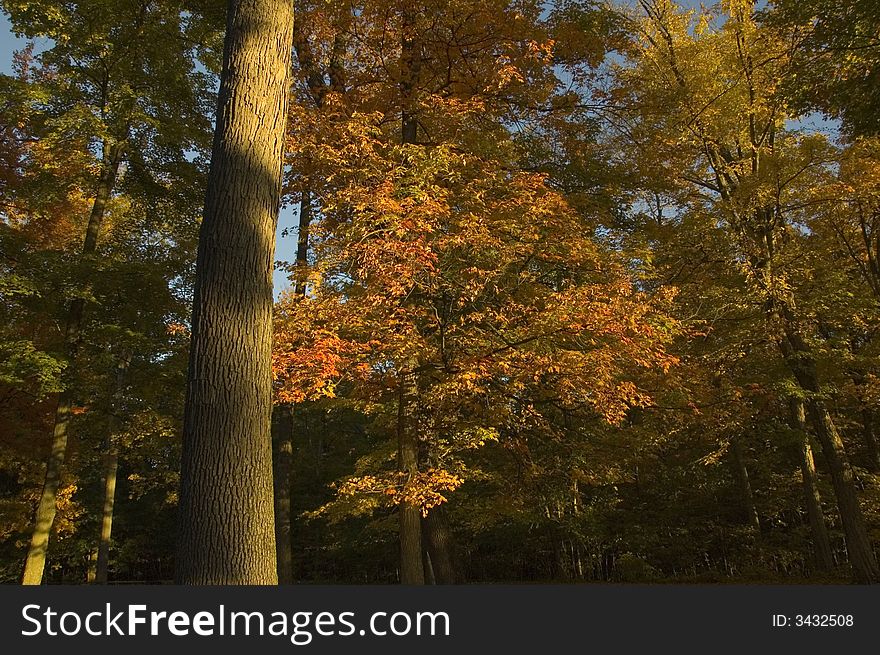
[1,13,22,73]
[0,12,300,296]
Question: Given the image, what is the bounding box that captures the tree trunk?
[94,452,118,584]
[272,404,294,584]
[731,438,761,533]
[422,508,457,584]
[397,370,424,585]
[847,371,880,473]
[804,400,879,583]
[21,142,123,586]
[175,0,294,585]
[395,7,424,586]
[778,321,879,583]
[789,398,835,572]
[861,408,880,473]
[94,356,129,584]
[86,549,97,583]
[293,190,312,297]
[777,330,876,581]
[422,544,436,585]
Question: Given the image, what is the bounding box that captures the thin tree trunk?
[804,399,879,582]
[422,545,436,585]
[790,398,835,572]
[396,6,424,586]
[94,356,128,584]
[397,370,424,585]
[272,404,294,584]
[272,181,311,586]
[94,452,118,584]
[21,142,123,586]
[730,438,761,533]
[294,191,312,297]
[849,372,880,472]
[175,0,294,585]
[272,4,342,581]
[861,408,880,472]
[779,323,879,583]
[422,508,457,584]
[86,549,97,583]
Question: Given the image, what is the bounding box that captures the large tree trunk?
[272,404,294,584]
[175,0,294,585]
[422,508,457,584]
[21,142,123,586]
[730,437,761,534]
[779,323,879,583]
[789,398,835,572]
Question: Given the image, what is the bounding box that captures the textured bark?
[175,0,294,585]
[731,438,761,533]
[21,143,123,586]
[94,452,118,584]
[779,324,879,583]
[422,508,457,584]
[272,404,294,584]
[790,398,835,571]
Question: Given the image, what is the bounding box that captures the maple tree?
[272,0,678,584]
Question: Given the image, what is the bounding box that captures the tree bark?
[175,0,294,585]
[422,507,457,584]
[731,438,761,534]
[272,404,294,584]
[21,142,123,586]
[789,398,835,572]
[779,324,879,583]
